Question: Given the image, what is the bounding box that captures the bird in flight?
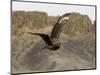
[27,13,71,50]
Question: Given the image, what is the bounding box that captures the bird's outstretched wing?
[27,32,53,46]
[50,13,71,41]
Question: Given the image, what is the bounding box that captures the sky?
[12,1,96,22]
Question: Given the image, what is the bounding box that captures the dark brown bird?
[27,13,71,50]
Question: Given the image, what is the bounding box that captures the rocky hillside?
[12,11,96,74]
[12,11,48,35]
[63,13,93,35]
[12,11,94,35]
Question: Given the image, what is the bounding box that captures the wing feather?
[50,13,71,41]
[27,32,53,45]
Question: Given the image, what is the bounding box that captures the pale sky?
[12,1,96,22]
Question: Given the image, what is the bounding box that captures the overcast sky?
[12,1,96,22]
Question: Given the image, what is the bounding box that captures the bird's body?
[45,42,61,50]
[47,44,60,50]
[27,13,71,50]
